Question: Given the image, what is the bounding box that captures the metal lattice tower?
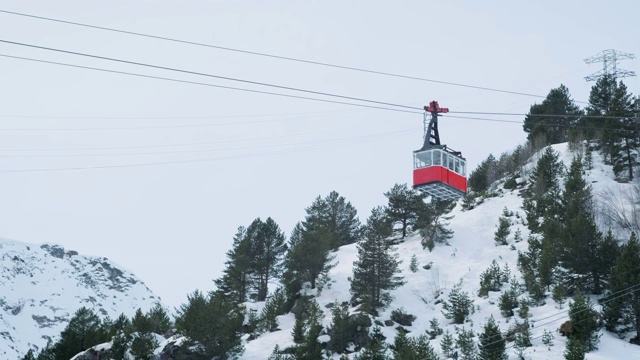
[584,49,636,81]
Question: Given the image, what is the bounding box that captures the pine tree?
[427,317,444,339]
[581,74,617,140]
[542,329,554,348]
[175,290,244,359]
[415,200,455,250]
[552,284,566,309]
[214,226,252,304]
[293,299,324,360]
[455,327,477,360]
[523,84,582,145]
[248,217,288,301]
[604,232,640,337]
[513,321,531,360]
[568,290,600,352]
[384,183,426,238]
[326,303,354,354]
[392,332,439,360]
[440,330,455,358]
[409,255,419,272]
[20,349,36,360]
[53,307,106,360]
[494,216,511,246]
[130,332,158,360]
[355,327,389,360]
[350,207,405,313]
[478,315,506,360]
[564,337,586,360]
[146,301,171,335]
[558,157,613,294]
[283,225,335,293]
[609,81,638,180]
[525,147,563,233]
[442,282,474,324]
[303,191,362,248]
[260,288,288,333]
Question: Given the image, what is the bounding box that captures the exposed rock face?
[0,238,162,359]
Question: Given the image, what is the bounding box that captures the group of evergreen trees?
[22,303,171,360]
[522,77,639,180]
[23,185,451,360]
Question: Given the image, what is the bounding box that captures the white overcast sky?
[0,1,638,308]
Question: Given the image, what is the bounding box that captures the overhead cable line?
[0,128,414,159]
[0,112,373,131]
[0,39,420,111]
[449,110,632,120]
[0,109,362,120]
[0,53,421,115]
[0,9,574,101]
[0,130,410,173]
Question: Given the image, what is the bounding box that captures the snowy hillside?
[0,238,162,359]
[238,143,640,359]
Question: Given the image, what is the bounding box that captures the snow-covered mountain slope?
[0,238,162,359]
[239,143,640,359]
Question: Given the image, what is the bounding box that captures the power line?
[0,53,421,115]
[0,129,412,158]
[0,109,362,120]
[0,130,410,173]
[0,9,569,101]
[0,112,373,131]
[0,39,420,111]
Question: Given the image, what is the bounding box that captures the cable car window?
[448,155,454,171]
[455,158,460,174]
[425,150,432,166]
[433,150,441,166]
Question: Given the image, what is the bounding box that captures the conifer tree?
[53,307,106,360]
[440,330,455,359]
[523,84,582,145]
[146,301,172,335]
[392,332,439,360]
[260,288,288,333]
[604,232,640,337]
[415,200,455,250]
[350,207,404,313]
[20,349,36,360]
[524,147,563,233]
[442,282,474,324]
[494,216,511,246]
[303,190,361,248]
[568,290,600,352]
[214,226,252,303]
[609,81,638,180]
[355,327,389,360]
[552,284,566,309]
[292,299,324,360]
[130,332,158,360]
[175,290,244,359]
[248,217,288,301]
[326,303,354,354]
[283,225,335,294]
[581,74,617,140]
[558,157,615,294]
[455,327,477,360]
[564,337,587,360]
[478,315,506,360]
[384,183,426,238]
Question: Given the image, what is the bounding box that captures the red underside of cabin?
[413,166,467,193]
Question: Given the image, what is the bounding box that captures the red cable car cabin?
[412,101,467,201]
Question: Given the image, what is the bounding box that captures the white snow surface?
[0,238,162,359]
[238,143,640,359]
